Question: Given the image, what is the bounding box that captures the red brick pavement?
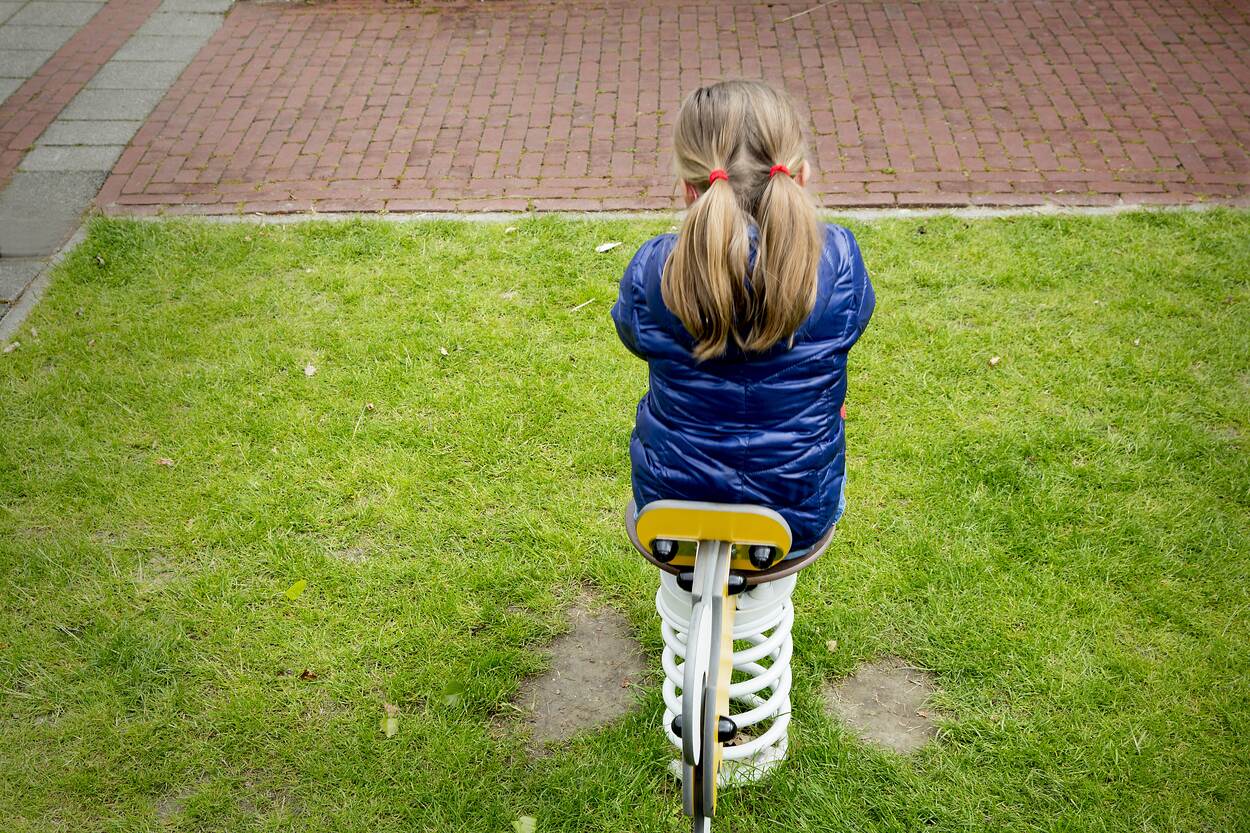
[98,0,1250,214]
[0,0,164,190]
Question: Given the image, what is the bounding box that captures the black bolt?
[748,545,777,569]
[652,538,678,563]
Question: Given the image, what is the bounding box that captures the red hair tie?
[707,169,729,185]
[769,164,792,178]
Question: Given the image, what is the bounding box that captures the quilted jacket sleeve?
[845,227,876,340]
[611,236,664,359]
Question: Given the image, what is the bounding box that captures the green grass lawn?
[1,211,1248,832]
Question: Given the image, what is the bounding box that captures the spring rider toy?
[625,499,834,832]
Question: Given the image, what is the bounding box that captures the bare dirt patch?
[154,781,201,824]
[1214,424,1242,442]
[331,539,372,565]
[823,656,942,754]
[508,595,647,754]
[135,554,177,593]
[240,772,305,819]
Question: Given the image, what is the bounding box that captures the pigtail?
[663,86,751,362]
[745,165,821,353]
[663,173,750,361]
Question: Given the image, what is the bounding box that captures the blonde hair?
[662,80,823,361]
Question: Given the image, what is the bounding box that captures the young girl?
[612,80,875,554]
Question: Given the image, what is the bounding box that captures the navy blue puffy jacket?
[611,224,875,550]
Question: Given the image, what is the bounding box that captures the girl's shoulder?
[819,222,865,275]
[624,232,678,290]
[821,221,856,252]
[625,224,859,288]
[611,233,687,360]
[615,225,871,357]
[808,223,873,345]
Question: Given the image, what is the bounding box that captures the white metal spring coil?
[656,571,797,776]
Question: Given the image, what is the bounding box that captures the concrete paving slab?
[39,119,141,146]
[9,2,100,26]
[0,50,54,78]
[19,144,124,172]
[0,217,89,342]
[159,0,233,11]
[0,77,20,104]
[0,171,104,257]
[61,86,165,121]
[114,33,206,62]
[0,24,77,50]
[0,2,22,25]
[138,11,220,37]
[88,59,186,90]
[0,258,44,303]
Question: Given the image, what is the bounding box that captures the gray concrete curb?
[112,201,1225,223]
[0,221,88,344]
[118,202,1231,225]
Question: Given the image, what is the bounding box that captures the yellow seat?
[635,499,792,571]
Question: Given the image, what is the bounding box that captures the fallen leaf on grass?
[514,816,536,833]
[2,342,18,354]
[504,226,518,233]
[442,680,466,707]
[304,363,317,377]
[156,457,175,467]
[825,639,838,653]
[438,346,449,356]
[595,241,623,253]
[299,669,318,680]
[284,580,307,600]
[988,356,1002,367]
